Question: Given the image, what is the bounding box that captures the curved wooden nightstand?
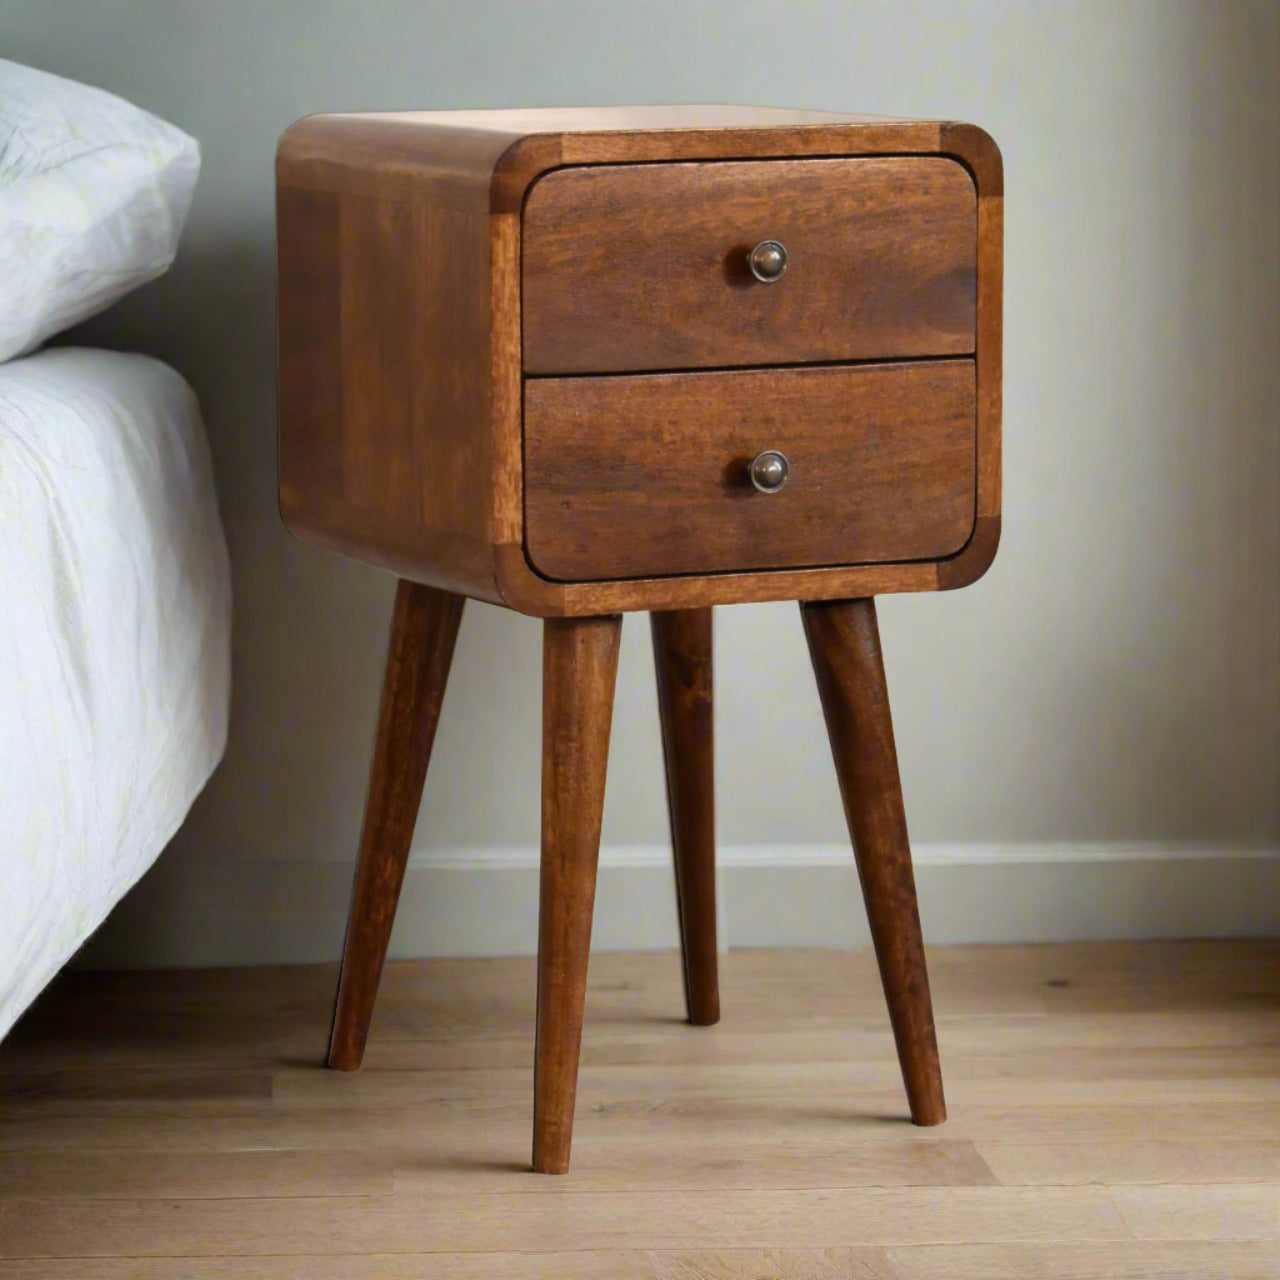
[276,105,1003,1174]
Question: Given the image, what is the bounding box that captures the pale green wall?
[3,3,1276,942]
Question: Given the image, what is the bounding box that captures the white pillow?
[0,60,200,363]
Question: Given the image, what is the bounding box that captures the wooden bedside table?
[276,105,1002,1174]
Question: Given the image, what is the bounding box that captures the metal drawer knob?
[747,239,788,283]
[749,450,790,493]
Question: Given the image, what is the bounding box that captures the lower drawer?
[523,360,976,583]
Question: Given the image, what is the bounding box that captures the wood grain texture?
[274,111,1006,1178]
[801,598,945,1126]
[972,172,1004,520]
[0,1251,897,1280]
[0,1150,393,1200]
[522,157,976,374]
[977,1140,1280,1186]
[6,1244,1274,1280]
[278,108,956,217]
[327,582,463,1072]
[277,163,502,597]
[489,212,524,547]
[3,942,1278,1274]
[651,609,719,1027]
[887,1242,1280,1280]
[534,615,623,1173]
[492,542,942,616]
[936,513,1001,591]
[1110,1184,1280,1242]
[277,109,1003,616]
[0,1187,1140,1256]
[525,361,977,582]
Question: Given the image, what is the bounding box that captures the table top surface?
[318,104,919,135]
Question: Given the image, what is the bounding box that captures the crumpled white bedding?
[0,347,231,1039]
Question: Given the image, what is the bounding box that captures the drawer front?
[524,360,976,582]
[522,157,977,375]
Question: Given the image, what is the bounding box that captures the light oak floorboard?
[268,1060,1280,1108]
[1109,1184,1280,1241]
[0,941,1276,1276]
[4,1101,1278,1156]
[979,1139,1280,1186]
[390,1135,998,1192]
[0,1251,898,1280]
[2,1249,1279,1280]
[0,1187,1133,1256]
[884,1241,1280,1280]
[0,1149,392,1200]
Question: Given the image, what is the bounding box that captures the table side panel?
[277,172,501,598]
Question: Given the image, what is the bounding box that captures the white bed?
[0,346,231,1039]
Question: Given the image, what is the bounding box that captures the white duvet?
[0,347,231,1039]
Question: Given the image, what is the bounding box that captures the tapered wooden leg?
[533,615,622,1174]
[801,597,946,1126]
[651,609,720,1026]
[327,581,464,1071]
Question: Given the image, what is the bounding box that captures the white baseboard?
[79,843,1280,968]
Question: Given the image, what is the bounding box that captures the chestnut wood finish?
[327,582,464,1071]
[801,597,946,1126]
[277,106,1002,1173]
[524,360,977,582]
[276,106,1002,617]
[276,186,498,597]
[522,157,976,374]
[534,615,623,1174]
[651,609,720,1027]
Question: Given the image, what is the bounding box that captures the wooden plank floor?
[0,941,1277,1277]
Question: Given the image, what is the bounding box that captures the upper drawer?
[521,156,977,375]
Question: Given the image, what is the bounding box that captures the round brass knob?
[749,450,790,493]
[747,239,788,283]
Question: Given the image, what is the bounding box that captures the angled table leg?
[800,597,946,1126]
[651,608,720,1026]
[533,614,622,1174]
[327,580,464,1071]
